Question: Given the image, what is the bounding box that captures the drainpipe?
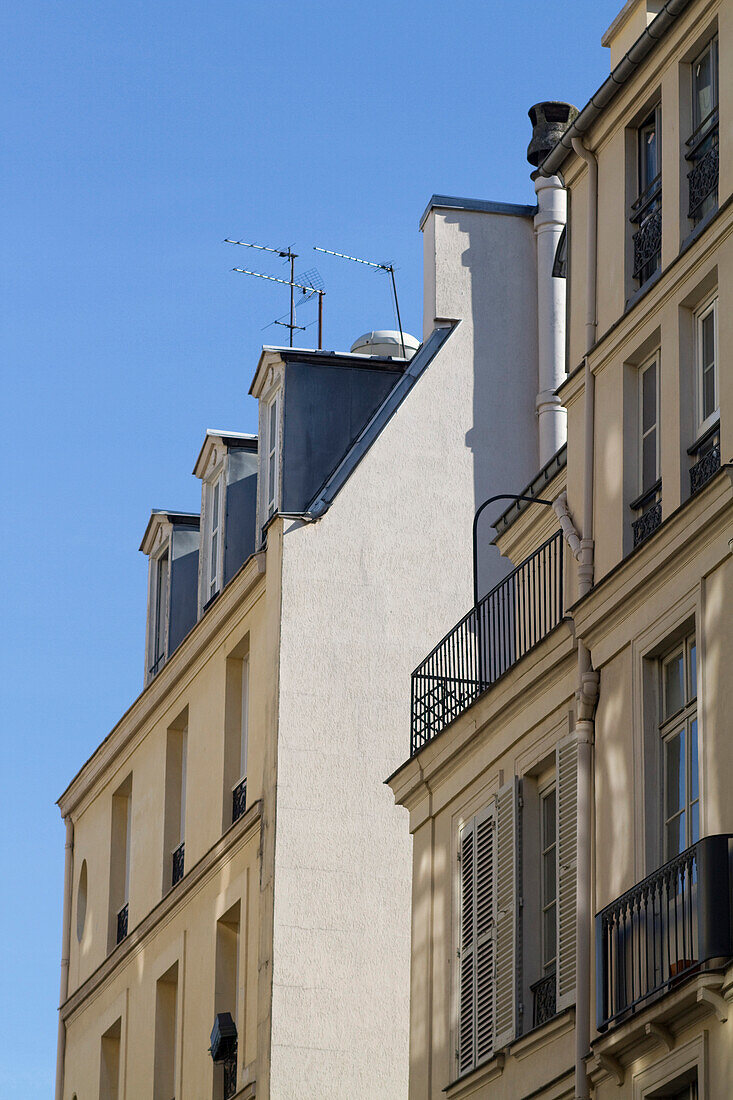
[55,816,74,1100]
[534,173,568,465]
[569,135,599,1100]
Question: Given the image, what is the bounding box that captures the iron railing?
[223,1052,238,1099]
[116,902,129,945]
[232,777,247,824]
[630,481,662,549]
[531,971,556,1028]
[149,652,166,678]
[689,423,720,497]
[411,531,564,754]
[686,109,718,224]
[596,835,733,1030]
[172,841,185,887]
[631,175,662,284]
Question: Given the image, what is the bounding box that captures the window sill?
[510,1006,575,1060]
[443,1053,505,1097]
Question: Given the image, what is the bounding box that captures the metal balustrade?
[686,109,719,224]
[596,835,733,1030]
[631,175,662,285]
[410,531,564,755]
[689,424,721,497]
[531,971,556,1028]
[232,777,247,824]
[116,902,129,945]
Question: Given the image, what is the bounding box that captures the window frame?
[694,293,719,436]
[639,353,661,498]
[630,103,662,288]
[659,633,699,861]
[692,35,718,132]
[265,390,281,520]
[539,781,557,977]
[202,467,225,608]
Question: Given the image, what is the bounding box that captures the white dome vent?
[349,330,420,360]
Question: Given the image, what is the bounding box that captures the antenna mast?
[313,246,405,357]
[224,240,323,347]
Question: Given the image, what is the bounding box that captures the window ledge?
[443,1053,505,1097]
[510,1006,575,1060]
[589,969,730,1089]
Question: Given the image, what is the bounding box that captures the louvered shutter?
[493,778,519,1049]
[474,806,496,1063]
[458,818,476,1076]
[556,734,578,1011]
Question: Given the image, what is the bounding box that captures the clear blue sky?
[2,1,620,1094]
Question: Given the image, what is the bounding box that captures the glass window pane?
[268,454,275,505]
[702,363,716,421]
[269,401,277,448]
[689,641,697,698]
[543,849,556,904]
[664,653,684,716]
[640,119,658,189]
[642,364,657,431]
[690,718,699,801]
[665,730,685,816]
[212,481,220,530]
[666,812,686,859]
[210,531,218,584]
[542,789,556,847]
[642,430,657,490]
[694,47,713,125]
[543,904,556,965]
[691,801,700,845]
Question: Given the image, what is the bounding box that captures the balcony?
[630,175,662,286]
[596,835,733,1031]
[411,531,564,755]
[172,841,185,887]
[686,109,718,225]
[689,422,720,497]
[232,777,247,824]
[630,481,662,549]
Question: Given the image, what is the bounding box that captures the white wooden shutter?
[493,778,519,1049]
[458,805,496,1076]
[556,734,578,1011]
[458,817,476,1076]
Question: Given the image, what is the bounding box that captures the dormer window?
[205,472,224,605]
[265,393,280,519]
[140,511,200,684]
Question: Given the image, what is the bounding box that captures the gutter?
[539,0,694,178]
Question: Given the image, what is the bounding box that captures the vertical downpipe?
[570,135,598,1100]
[55,816,74,1100]
[534,173,568,465]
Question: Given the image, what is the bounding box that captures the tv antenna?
[225,240,324,348]
[313,246,405,357]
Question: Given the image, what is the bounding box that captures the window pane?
[694,46,713,126]
[268,454,275,506]
[691,801,700,845]
[212,481,219,529]
[642,364,657,431]
[543,904,556,966]
[702,363,716,421]
[543,849,556,904]
[666,812,686,858]
[642,429,657,490]
[665,730,685,817]
[269,401,277,447]
[542,789,556,847]
[640,119,658,189]
[210,531,218,585]
[689,641,697,698]
[664,653,684,717]
[690,718,699,801]
[701,310,716,419]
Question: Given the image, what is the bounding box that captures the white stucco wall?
[268,203,541,1099]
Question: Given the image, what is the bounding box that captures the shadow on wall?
[447,211,539,602]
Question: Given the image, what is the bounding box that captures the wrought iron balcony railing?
[686,109,719,225]
[223,1051,238,1099]
[631,175,662,285]
[689,422,721,497]
[232,777,247,824]
[630,481,662,549]
[410,531,564,755]
[116,902,129,945]
[172,841,185,887]
[596,835,733,1030]
[531,971,557,1028]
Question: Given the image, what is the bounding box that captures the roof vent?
[527,101,579,168]
[349,330,420,359]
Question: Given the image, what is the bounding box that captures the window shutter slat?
[475,808,496,1062]
[458,820,476,1076]
[493,779,519,1050]
[556,734,578,1011]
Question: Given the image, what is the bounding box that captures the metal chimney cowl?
[527,102,579,168]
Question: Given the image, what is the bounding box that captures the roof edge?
[419,194,537,231]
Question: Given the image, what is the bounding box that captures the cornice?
[62,800,262,1022]
[58,551,267,817]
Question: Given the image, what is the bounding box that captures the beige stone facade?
[389,2,733,1098]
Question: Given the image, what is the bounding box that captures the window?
[225,648,250,828]
[108,776,132,951]
[205,474,224,604]
[687,36,718,225]
[233,656,249,822]
[150,549,169,677]
[540,785,556,976]
[214,903,240,1100]
[695,294,718,433]
[100,1018,122,1100]
[154,962,179,1100]
[265,394,280,518]
[660,634,698,860]
[164,715,187,892]
[631,355,662,547]
[631,106,662,286]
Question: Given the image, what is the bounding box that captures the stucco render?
[267,204,544,1098]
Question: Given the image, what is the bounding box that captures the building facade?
[54,163,561,1095]
[389,1,733,1099]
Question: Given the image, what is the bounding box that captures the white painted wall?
[268,202,540,1098]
